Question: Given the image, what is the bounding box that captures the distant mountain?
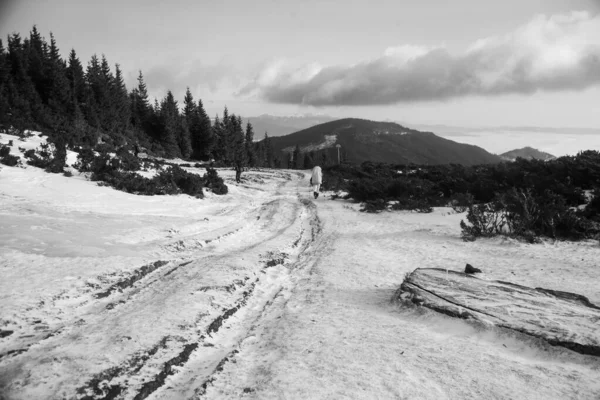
[500,147,556,162]
[268,118,502,165]
[246,114,337,138]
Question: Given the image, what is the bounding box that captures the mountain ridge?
[499,147,556,161]
[267,118,502,165]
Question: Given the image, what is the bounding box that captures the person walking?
[310,165,322,199]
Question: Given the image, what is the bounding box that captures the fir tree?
[264,132,275,168]
[66,49,85,119]
[196,99,213,160]
[303,151,314,169]
[158,90,182,157]
[112,64,130,133]
[212,114,224,161]
[245,121,256,167]
[45,33,70,126]
[0,39,10,122]
[293,144,301,169]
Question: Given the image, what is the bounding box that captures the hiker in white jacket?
[310,165,322,199]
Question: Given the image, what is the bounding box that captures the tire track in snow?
[0,173,316,399]
[75,204,319,399]
[142,191,323,399]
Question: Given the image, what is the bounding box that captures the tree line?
[0,26,280,169]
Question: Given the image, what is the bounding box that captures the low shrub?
[24,143,53,169]
[0,144,20,167]
[204,167,228,195]
[162,165,204,197]
[391,198,434,213]
[460,189,599,242]
[460,202,507,239]
[360,199,387,213]
[95,142,116,154]
[0,144,10,158]
[116,147,141,171]
[74,147,96,172]
[450,192,474,213]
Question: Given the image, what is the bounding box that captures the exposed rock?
[397,268,600,356]
[465,263,482,274]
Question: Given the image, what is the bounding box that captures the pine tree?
[0,39,10,122]
[45,33,70,126]
[231,115,247,181]
[112,64,130,133]
[293,144,301,169]
[158,90,182,157]
[212,114,224,161]
[182,87,200,158]
[85,54,103,130]
[99,55,116,132]
[176,115,192,159]
[303,151,314,169]
[196,99,213,160]
[66,49,85,117]
[245,121,256,167]
[27,26,46,104]
[130,71,150,131]
[183,87,196,119]
[264,132,275,168]
[6,33,37,128]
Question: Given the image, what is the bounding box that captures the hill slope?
[500,147,556,161]
[247,114,337,137]
[268,118,501,165]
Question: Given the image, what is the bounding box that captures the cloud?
[240,11,600,106]
[134,59,240,102]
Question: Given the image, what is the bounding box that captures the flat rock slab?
[397,268,600,356]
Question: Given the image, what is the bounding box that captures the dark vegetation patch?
[0,144,20,166]
[323,152,600,241]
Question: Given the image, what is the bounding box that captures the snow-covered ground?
[1,134,599,399]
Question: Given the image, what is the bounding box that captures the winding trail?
[1,169,600,399]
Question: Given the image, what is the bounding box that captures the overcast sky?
[1,0,599,129]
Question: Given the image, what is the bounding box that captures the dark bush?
[0,147,20,166]
[347,178,387,202]
[581,188,600,222]
[116,147,140,171]
[161,165,204,197]
[95,142,116,154]
[45,136,67,173]
[63,170,73,177]
[391,198,434,213]
[203,167,228,195]
[450,192,474,213]
[460,202,506,239]
[0,145,10,157]
[24,143,53,169]
[360,199,387,213]
[74,147,96,172]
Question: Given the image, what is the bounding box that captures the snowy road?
[1,164,600,399]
